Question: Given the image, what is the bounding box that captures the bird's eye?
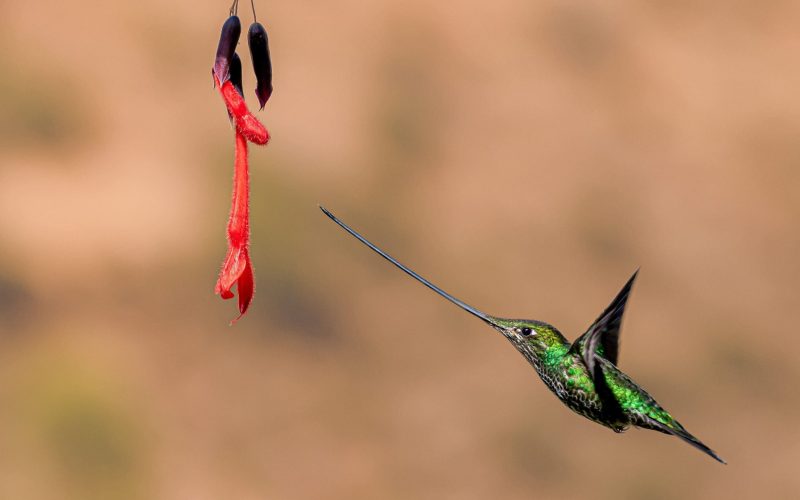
[521,327,533,336]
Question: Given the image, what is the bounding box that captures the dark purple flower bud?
[213,16,241,86]
[247,22,273,110]
[230,53,244,97]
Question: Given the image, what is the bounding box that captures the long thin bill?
[320,206,497,327]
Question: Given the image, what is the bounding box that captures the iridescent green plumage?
[321,206,726,464]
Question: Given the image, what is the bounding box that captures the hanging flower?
[211,7,273,323]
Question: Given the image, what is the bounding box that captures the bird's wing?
[569,270,638,371]
[569,271,638,425]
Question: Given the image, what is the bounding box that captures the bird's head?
[486,317,566,355]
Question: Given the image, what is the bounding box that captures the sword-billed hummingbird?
[320,206,725,464]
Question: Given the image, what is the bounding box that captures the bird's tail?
[644,417,726,464]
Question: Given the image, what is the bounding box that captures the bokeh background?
[1,0,798,498]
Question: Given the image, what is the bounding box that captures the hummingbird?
[320,206,725,464]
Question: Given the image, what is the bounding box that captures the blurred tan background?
[1,0,798,498]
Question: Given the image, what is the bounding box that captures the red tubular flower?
[212,7,272,323]
[215,131,254,322]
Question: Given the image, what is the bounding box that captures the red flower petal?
[215,77,270,145]
[215,244,247,299]
[235,251,254,316]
